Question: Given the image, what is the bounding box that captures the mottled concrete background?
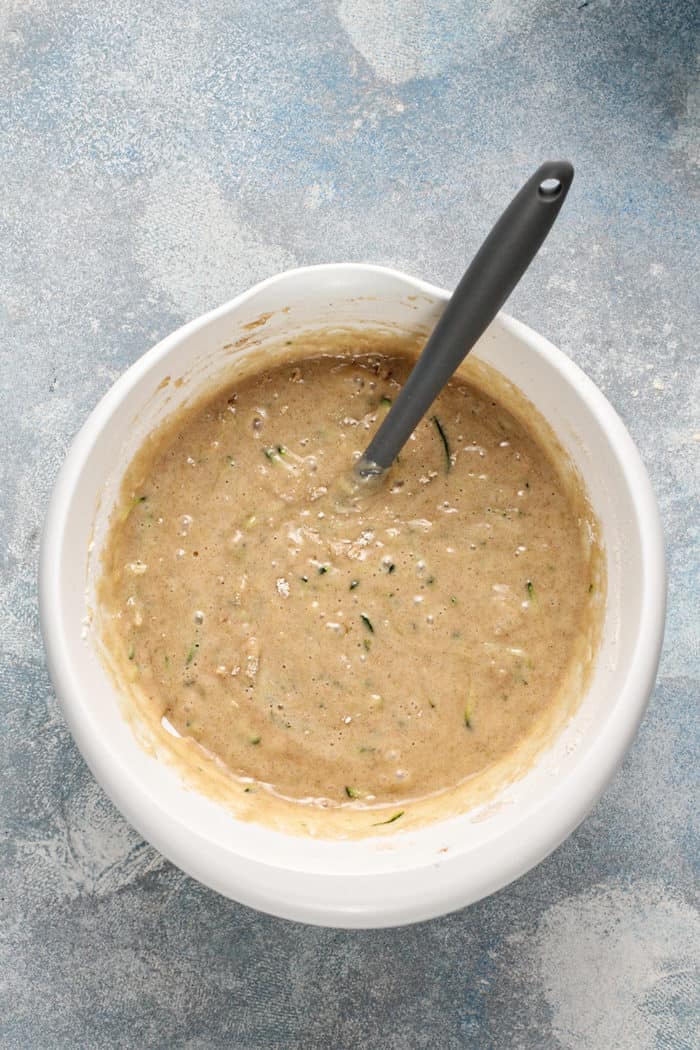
[1,1,698,1047]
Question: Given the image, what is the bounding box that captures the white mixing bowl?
[39,264,666,927]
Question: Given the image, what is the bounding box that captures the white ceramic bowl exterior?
[39,265,665,927]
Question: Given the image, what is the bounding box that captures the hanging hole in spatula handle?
[538,177,563,198]
[534,160,573,199]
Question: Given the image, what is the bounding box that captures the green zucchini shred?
[431,415,451,471]
[373,810,404,826]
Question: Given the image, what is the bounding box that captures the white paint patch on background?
[305,180,337,210]
[337,0,526,84]
[16,780,165,899]
[0,0,39,31]
[337,0,444,84]
[529,882,699,1049]
[134,168,296,317]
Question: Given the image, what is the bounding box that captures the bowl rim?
[39,263,667,926]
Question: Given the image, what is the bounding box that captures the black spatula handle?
[359,160,574,474]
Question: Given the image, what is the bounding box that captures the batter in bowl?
[98,330,603,822]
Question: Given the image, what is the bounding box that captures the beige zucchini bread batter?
[98,330,602,823]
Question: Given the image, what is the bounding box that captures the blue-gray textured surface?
[1,1,698,1047]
